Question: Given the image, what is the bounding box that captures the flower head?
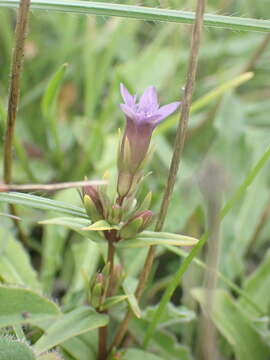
[119,84,180,172]
[117,84,180,199]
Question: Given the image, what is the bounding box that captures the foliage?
[1,0,270,359]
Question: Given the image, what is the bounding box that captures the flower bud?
[119,210,153,239]
[90,273,104,309]
[110,204,122,224]
[82,185,104,220]
[83,195,103,222]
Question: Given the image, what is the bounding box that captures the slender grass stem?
[4,0,30,184]
[1,0,270,33]
[109,0,206,351]
[3,0,31,245]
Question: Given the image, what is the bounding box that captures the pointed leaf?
[0,285,60,328]
[101,295,128,311]
[122,349,163,360]
[117,234,197,248]
[192,289,270,360]
[239,250,270,316]
[40,217,103,244]
[41,63,68,118]
[0,229,40,290]
[61,337,96,360]
[0,192,87,218]
[34,306,108,353]
[141,230,198,242]
[37,352,62,360]
[0,336,35,360]
[82,220,119,231]
[123,279,141,318]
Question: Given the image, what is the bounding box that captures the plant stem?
[3,0,31,245]
[106,240,115,298]
[98,326,108,360]
[242,33,270,73]
[4,0,30,183]
[98,239,115,360]
[110,0,206,351]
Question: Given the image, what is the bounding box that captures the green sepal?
[83,194,102,222]
[137,191,152,212]
[91,283,103,309]
[97,188,111,218]
[110,204,122,224]
[119,218,143,239]
[82,220,119,231]
[100,295,128,311]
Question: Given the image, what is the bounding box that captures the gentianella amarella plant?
[0,83,198,360]
[77,84,198,357]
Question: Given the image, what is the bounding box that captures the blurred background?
[0,1,270,358]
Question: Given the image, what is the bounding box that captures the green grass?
[1,0,270,359]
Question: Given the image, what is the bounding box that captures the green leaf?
[1,1,270,32]
[40,216,103,243]
[192,289,270,360]
[34,306,108,354]
[40,223,68,294]
[239,250,270,316]
[82,220,119,231]
[101,295,128,311]
[165,245,264,316]
[144,303,195,329]
[143,144,270,347]
[63,240,100,304]
[61,336,96,360]
[117,233,198,249]
[130,317,192,360]
[0,229,40,290]
[0,192,87,218]
[40,216,90,230]
[0,336,35,360]
[0,285,60,328]
[37,352,62,360]
[122,349,163,360]
[123,278,141,319]
[41,63,68,118]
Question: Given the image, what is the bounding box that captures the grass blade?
[0,192,88,218]
[0,1,270,33]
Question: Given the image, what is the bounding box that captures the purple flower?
[119,83,180,172]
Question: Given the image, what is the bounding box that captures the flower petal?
[120,83,136,107]
[155,102,181,122]
[120,103,138,121]
[138,86,159,113]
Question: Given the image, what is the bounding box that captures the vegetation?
[0,1,270,359]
